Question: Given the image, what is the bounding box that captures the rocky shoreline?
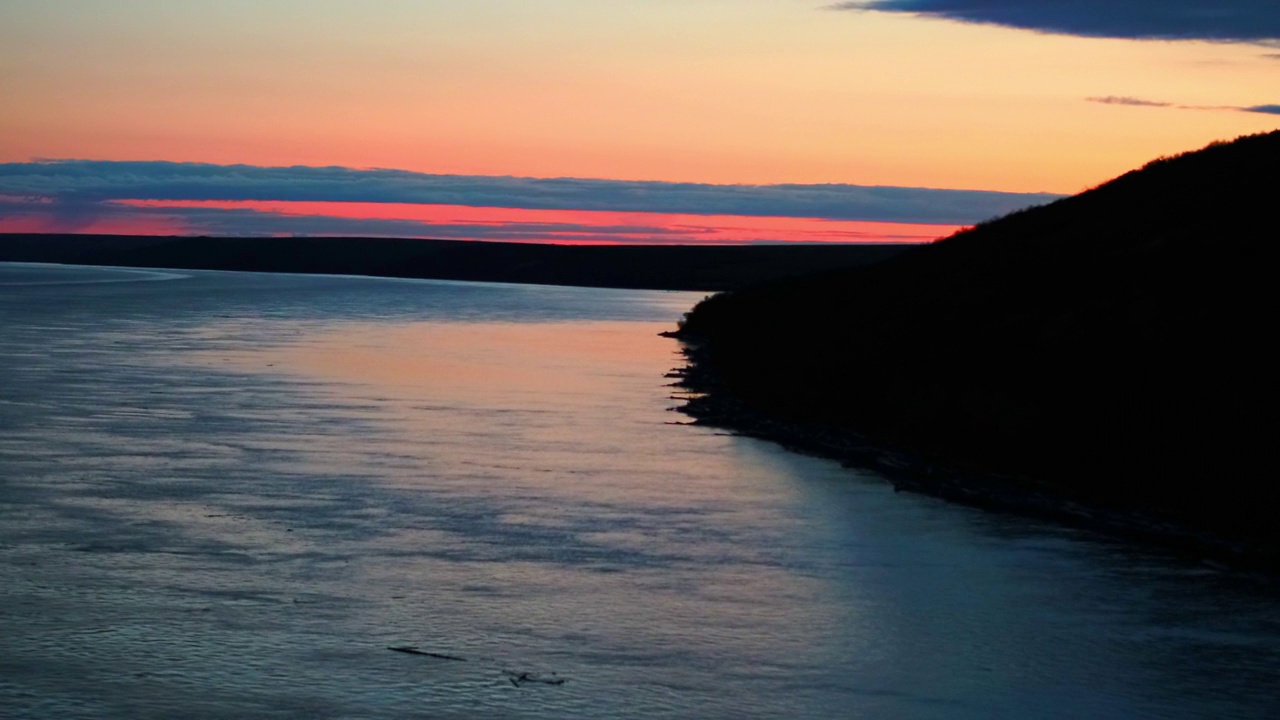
[664,334,1275,574]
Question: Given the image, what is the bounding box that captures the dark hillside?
[676,131,1280,563]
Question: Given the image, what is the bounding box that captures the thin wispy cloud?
[0,161,1058,225]
[1086,97,1280,115]
[1086,96,1172,108]
[831,1,1280,44]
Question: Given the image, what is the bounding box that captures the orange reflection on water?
[203,317,703,506]
[269,320,673,403]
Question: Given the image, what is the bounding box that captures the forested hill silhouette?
[675,130,1280,566]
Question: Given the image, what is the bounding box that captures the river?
[1,263,1277,719]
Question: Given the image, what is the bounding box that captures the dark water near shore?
[2,263,1278,719]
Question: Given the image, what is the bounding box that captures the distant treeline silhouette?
[676,130,1280,565]
[0,234,906,292]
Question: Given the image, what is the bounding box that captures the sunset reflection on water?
[199,317,744,508]
[4,266,1279,719]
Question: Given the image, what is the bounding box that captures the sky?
[1,1,1276,244]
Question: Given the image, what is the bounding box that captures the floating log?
[387,646,467,662]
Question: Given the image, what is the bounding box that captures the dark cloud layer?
[0,160,1059,226]
[832,1,1280,44]
[1243,105,1280,115]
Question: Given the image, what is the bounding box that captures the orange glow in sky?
[101,199,959,245]
[0,210,187,237]
[2,2,1278,197]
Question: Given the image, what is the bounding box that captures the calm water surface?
[1,263,1278,719]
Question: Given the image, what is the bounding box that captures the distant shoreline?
[0,233,909,292]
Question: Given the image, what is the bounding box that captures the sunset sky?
[2,1,1277,244]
